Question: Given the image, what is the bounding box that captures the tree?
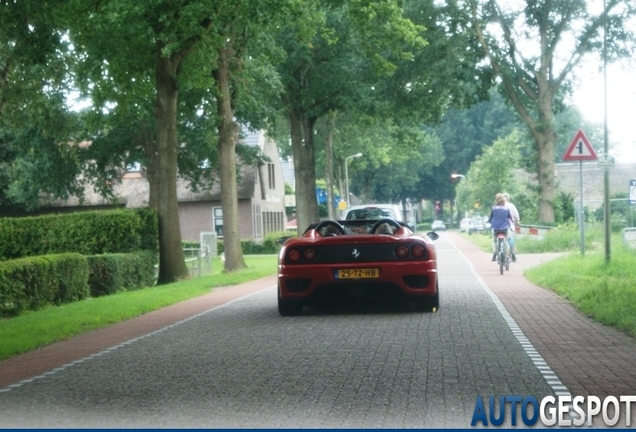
[456,130,524,217]
[336,117,444,204]
[329,0,492,214]
[0,0,84,213]
[466,0,636,223]
[277,0,426,234]
[206,0,293,272]
[415,89,520,217]
[68,0,216,284]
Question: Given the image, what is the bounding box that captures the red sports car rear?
[277,218,439,316]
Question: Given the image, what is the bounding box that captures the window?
[123,161,143,179]
[126,162,141,172]
[213,207,223,238]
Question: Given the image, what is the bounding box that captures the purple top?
[488,205,512,231]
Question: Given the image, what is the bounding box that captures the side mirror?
[278,236,291,245]
[426,231,439,241]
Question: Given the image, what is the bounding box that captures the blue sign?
[315,187,341,207]
[630,180,636,206]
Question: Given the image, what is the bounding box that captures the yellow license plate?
[337,268,379,279]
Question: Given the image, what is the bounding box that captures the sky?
[570,57,636,163]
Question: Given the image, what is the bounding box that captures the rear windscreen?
[346,208,396,220]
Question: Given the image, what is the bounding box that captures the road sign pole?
[579,160,585,255]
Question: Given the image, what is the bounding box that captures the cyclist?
[503,192,520,262]
[487,193,512,262]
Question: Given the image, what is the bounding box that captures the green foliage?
[86,251,156,297]
[0,1,86,213]
[0,253,89,317]
[182,242,200,254]
[262,230,287,253]
[592,193,632,232]
[515,226,578,254]
[0,209,158,260]
[463,221,612,255]
[456,130,525,215]
[554,192,576,224]
[217,230,287,256]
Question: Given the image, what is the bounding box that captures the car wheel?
[414,284,439,312]
[428,286,440,311]
[278,296,303,316]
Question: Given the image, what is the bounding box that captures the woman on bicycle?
[487,193,512,261]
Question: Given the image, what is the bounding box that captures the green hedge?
[0,253,90,316]
[0,208,158,261]
[86,251,156,297]
[216,230,289,255]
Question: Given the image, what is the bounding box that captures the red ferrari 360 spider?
[277,218,439,316]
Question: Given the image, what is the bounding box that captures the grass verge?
[525,246,636,339]
[0,255,278,361]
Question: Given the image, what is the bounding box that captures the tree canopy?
[465,0,636,223]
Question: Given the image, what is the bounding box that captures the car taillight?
[396,245,409,258]
[411,244,426,258]
[304,249,316,261]
[287,248,316,262]
[288,249,301,262]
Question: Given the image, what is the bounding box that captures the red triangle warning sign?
[563,129,598,161]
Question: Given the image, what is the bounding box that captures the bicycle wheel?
[498,239,504,275]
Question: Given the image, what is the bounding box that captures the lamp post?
[345,152,363,208]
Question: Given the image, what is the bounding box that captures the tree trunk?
[154,53,189,284]
[214,45,246,272]
[325,115,336,220]
[534,96,557,223]
[290,110,318,234]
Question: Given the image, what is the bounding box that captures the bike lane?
[445,231,636,426]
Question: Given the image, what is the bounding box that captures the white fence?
[183,246,212,277]
[623,228,636,249]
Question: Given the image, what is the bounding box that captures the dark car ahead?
[277,218,439,316]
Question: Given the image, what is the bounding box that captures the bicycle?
[494,230,509,275]
[508,233,516,262]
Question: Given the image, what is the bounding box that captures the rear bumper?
[278,260,438,302]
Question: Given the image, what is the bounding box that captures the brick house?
[41,129,287,244]
[175,129,288,243]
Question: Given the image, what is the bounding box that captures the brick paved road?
[1,232,632,427]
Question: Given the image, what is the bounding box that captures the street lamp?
[451,173,465,180]
[345,152,363,208]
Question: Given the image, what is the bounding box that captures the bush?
[0,208,158,261]
[0,253,89,316]
[216,230,289,255]
[86,251,156,297]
